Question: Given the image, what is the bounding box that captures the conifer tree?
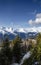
[13,36,22,63]
[22,33,41,65]
[31,33,41,64]
[0,35,12,65]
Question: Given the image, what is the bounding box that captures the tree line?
[0,33,41,65]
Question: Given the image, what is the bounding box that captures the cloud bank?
[28,13,41,25]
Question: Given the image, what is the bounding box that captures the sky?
[0,0,41,29]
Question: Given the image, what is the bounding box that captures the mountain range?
[0,27,41,40]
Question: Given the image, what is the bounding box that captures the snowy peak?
[15,27,41,33]
[0,27,40,40]
[0,27,14,34]
[0,27,41,34]
[0,27,16,35]
[15,28,26,33]
[6,27,14,33]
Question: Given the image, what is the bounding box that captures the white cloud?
[36,13,41,18]
[35,18,41,24]
[29,20,33,25]
[28,13,41,25]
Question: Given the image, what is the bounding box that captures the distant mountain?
[27,32,38,39]
[0,27,40,40]
[14,30,26,39]
[0,27,17,40]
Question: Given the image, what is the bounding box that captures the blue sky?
[0,0,41,28]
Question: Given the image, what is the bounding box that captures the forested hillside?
[0,33,41,65]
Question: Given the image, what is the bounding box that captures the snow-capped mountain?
[0,27,41,40]
[14,27,41,33]
[0,26,41,34]
[0,27,17,35]
[0,27,17,40]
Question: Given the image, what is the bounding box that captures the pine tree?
[22,33,41,65]
[13,36,22,63]
[0,35,12,65]
[31,33,41,64]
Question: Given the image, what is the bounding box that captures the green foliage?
[31,33,41,63]
[0,36,12,65]
[13,35,22,44]
[22,33,41,65]
[0,33,41,65]
[13,36,22,63]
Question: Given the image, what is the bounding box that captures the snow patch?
[20,51,31,65]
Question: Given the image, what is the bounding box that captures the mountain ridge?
[0,27,40,40]
[0,27,41,34]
